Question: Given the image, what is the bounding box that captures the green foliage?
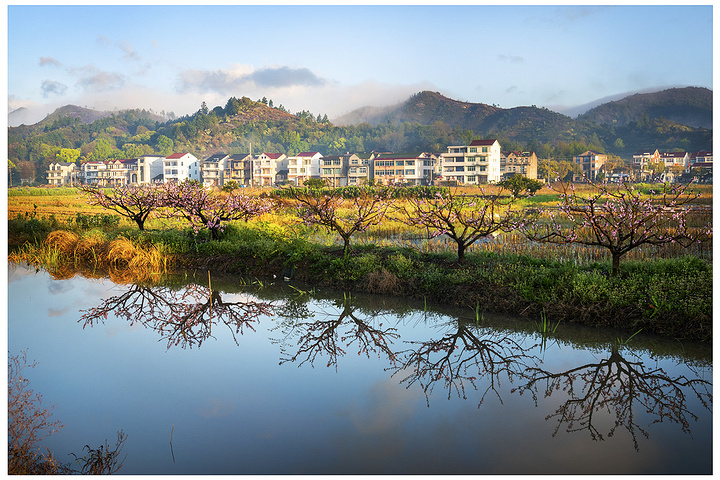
[497,175,544,197]
[8,208,60,244]
[303,178,327,189]
[74,212,121,230]
[386,252,416,278]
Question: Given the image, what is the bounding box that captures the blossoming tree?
[160,181,270,239]
[79,184,163,230]
[396,188,521,263]
[523,180,712,276]
[284,186,392,256]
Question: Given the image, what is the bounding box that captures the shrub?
[74,212,120,230]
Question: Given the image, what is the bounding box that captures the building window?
[469,147,477,153]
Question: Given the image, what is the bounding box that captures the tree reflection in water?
[80,283,274,349]
[390,320,539,407]
[271,292,400,370]
[513,344,712,451]
[78,278,711,451]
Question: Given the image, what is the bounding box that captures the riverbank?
[10,222,712,343]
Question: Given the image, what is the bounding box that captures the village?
[45,138,713,189]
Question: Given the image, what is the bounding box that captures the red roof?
[469,139,498,146]
[263,152,284,159]
[165,153,188,159]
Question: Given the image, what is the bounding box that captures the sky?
[5,4,715,126]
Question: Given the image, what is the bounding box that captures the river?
[8,263,712,474]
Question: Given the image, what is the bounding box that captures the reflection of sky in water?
[7,264,713,474]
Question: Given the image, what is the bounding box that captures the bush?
[74,212,120,230]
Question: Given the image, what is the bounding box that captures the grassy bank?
[9,214,712,343]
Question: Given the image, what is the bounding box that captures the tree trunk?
[342,235,351,257]
[611,252,622,277]
[457,242,466,263]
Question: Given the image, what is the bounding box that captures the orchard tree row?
[80,179,711,277]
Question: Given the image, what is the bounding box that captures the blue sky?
[6,4,714,126]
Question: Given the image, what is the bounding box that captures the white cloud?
[176,65,326,95]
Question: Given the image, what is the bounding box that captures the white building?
[659,151,690,171]
[254,152,288,186]
[373,152,436,186]
[287,151,322,186]
[440,139,502,184]
[46,162,79,186]
[163,153,200,183]
[138,155,165,184]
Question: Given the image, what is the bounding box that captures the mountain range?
[334,87,712,132]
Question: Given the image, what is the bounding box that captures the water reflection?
[77,273,711,455]
[514,344,713,451]
[80,282,273,349]
[390,319,538,406]
[272,292,400,370]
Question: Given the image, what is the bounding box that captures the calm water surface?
[8,263,712,474]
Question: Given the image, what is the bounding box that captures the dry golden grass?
[45,230,79,254]
[74,231,109,263]
[107,237,137,265]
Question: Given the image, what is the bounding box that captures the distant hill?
[577,86,712,129]
[42,105,117,125]
[334,91,500,128]
[334,90,593,144]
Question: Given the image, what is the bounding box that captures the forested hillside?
[7,88,713,184]
[578,86,712,129]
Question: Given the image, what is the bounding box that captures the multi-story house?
[690,151,713,168]
[287,152,322,186]
[320,154,355,187]
[573,150,607,181]
[632,149,660,180]
[500,151,538,180]
[163,153,200,184]
[373,152,436,186]
[201,153,230,187]
[79,161,108,185]
[225,153,254,186]
[659,151,690,171]
[254,152,288,186]
[348,153,374,185]
[439,139,502,184]
[137,155,165,184]
[118,159,138,185]
[46,162,79,186]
